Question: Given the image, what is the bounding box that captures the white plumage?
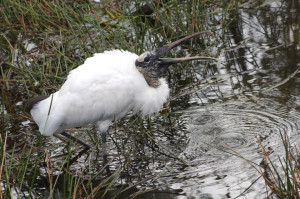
[31,50,169,136]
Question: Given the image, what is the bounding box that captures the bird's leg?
[101,131,107,151]
[101,131,108,160]
[59,131,91,150]
[100,131,110,174]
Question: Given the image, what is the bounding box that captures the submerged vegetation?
[1,0,299,198]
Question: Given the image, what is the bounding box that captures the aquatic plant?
[258,133,300,198]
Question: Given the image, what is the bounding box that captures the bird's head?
[135,31,216,84]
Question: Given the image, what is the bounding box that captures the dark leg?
[101,131,107,154]
[101,131,110,174]
[60,131,91,150]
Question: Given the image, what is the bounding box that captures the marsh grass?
[257,133,300,198]
[222,132,300,199]
[0,0,279,198]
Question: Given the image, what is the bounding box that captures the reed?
[257,133,300,198]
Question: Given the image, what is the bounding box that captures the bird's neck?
[136,67,161,88]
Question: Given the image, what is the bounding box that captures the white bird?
[26,31,215,148]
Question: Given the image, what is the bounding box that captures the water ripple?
[171,98,300,198]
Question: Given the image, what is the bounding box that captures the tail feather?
[25,95,48,112]
[26,95,62,136]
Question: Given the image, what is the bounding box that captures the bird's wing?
[54,51,139,127]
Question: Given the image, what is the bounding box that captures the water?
[162,1,300,198]
[168,98,300,198]
[1,1,300,198]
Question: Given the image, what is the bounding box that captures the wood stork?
[26,31,215,149]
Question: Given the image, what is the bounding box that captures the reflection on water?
[165,1,300,198]
[173,97,300,198]
[1,0,300,198]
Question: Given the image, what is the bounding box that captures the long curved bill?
[159,56,218,65]
[155,31,216,65]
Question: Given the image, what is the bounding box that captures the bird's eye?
[144,56,150,62]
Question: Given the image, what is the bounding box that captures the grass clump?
[258,133,300,198]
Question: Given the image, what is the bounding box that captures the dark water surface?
[167,1,300,198]
[1,1,300,198]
